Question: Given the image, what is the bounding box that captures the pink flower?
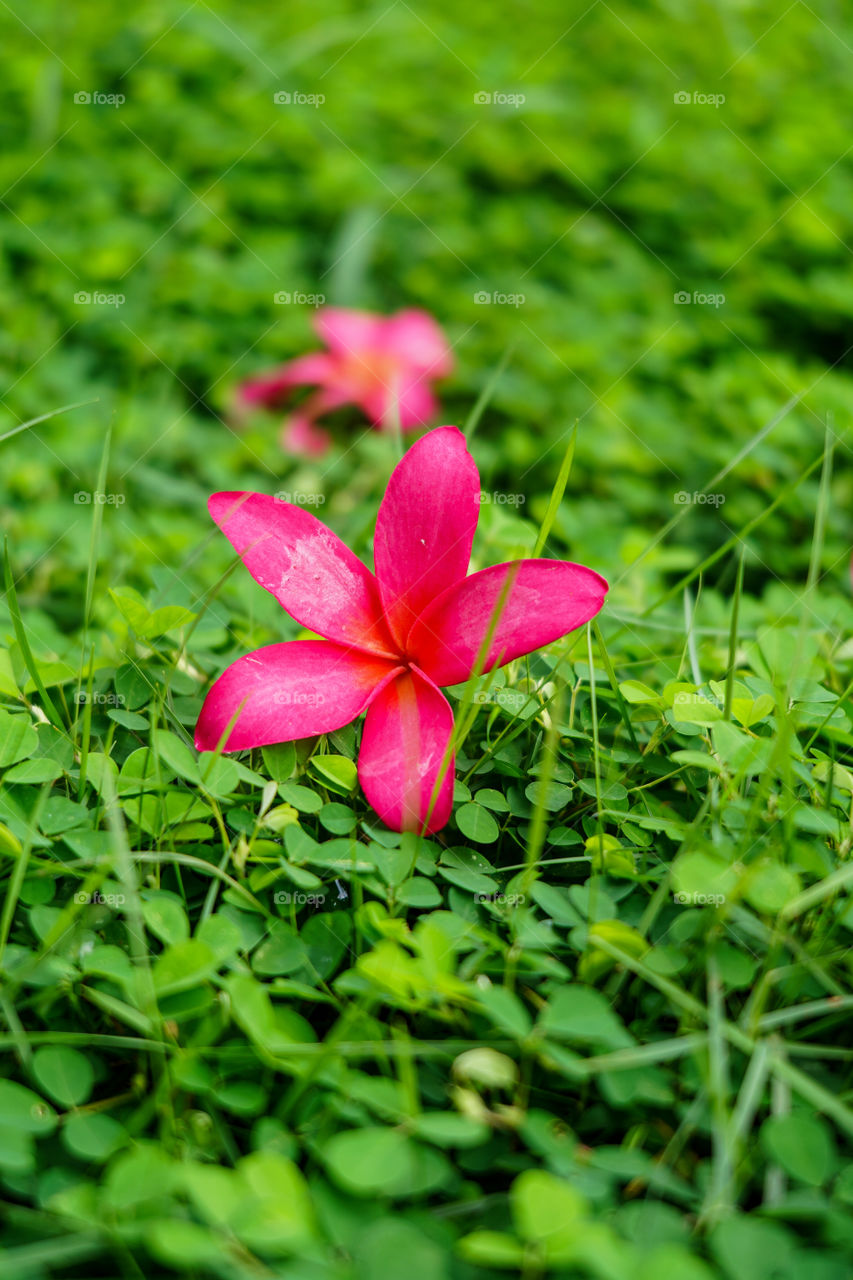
[195,427,608,834]
[238,307,453,455]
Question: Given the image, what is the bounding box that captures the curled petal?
[373,426,481,648]
[195,640,400,752]
[408,559,609,687]
[209,492,397,657]
[358,667,455,834]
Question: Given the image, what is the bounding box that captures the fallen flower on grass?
[196,426,608,833]
[238,306,453,456]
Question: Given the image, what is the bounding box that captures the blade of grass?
[464,339,515,441]
[533,424,577,557]
[3,540,64,728]
[723,545,746,719]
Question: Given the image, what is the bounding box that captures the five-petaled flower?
[238,306,453,457]
[195,427,608,833]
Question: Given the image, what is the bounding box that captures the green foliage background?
[1,2,852,1278]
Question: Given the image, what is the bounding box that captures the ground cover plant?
[1,1,853,1277]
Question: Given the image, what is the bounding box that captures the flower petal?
[358,667,455,834]
[238,353,336,407]
[209,492,398,657]
[382,309,454,376]
[407,559,609,686]
[195,640,400,752]
[362,371,438,430]
[373,426,481,648]
[279,413,332,458]
[313,307,383,354]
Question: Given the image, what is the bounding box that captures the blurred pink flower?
[238,307,453,455]
[196,427,608,833]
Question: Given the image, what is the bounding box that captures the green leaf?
[32,1046,94,1107]
[710,1215,794,1280]
[309,753,358,793]
[152,729,198,782]
[146,1220,222,1268]
[62,1112,126,1162]
[539,984,633,1049]
[456,802,500,844]
[743,860,801,914]
[512,1168,587,1247]
[761,1113,836,1186]
[476,985,533,1038]
[323,1127,422,1197]
[619,680,662,705]
[261,742,296,782]
[142,894,190,947]
[152,940,217,995]
[4,756,63,783]
[0,1079,57,1134]
[457,1231,525,1268]
[0,710,38,767]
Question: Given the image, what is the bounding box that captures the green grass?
[1,1,853,1277]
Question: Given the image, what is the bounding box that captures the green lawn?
[1,2,852,1278]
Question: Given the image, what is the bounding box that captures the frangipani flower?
[195,427,607,833]
[238,307,453,456]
